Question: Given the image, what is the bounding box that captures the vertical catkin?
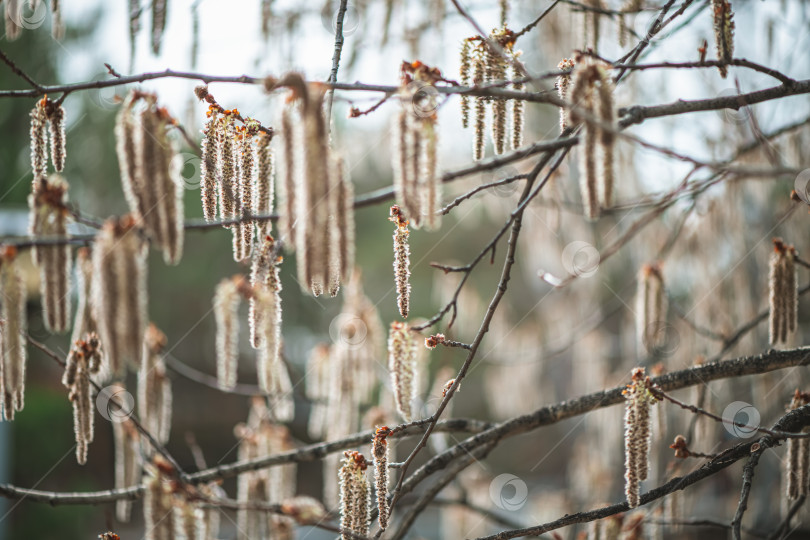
[556,58,575,132]
[139,323,172,445]
[5,0,21,41]
[786,390,810,499]
[472,56,486,161]
[234,129,256,262]
[388,321,417,421]
[372,428,391,531]
[0,247,27,421]
[279,106,298,244]
[143,471,174,540]
[28,175,72,333]
[769,239,797,345]
[254,131,275,237]
[390,206,411,319]
[92,216,148,375]
[327,156,355,296]
[249,236,281,349]
[623,367,657,508]
[510,63,524,150]
[214,276,242,390]
[488,47,508,156]
[113,418,140,522]
[63,336,102,464]
[128,0,141,69]
[51,0,64,40]
[460,40,472,129]
[595,66,616,208]
[339,451,371,539]
[30,99,48,183]
[711,0,735,78]
[116,94,144,220]
[218,115,239,225]
[306,344,331,439]
[392,108,419,225]
[47,102,66,172]
[151,0,168,54]
[71,248,99,353]
[200,108,219,222]
[499,0,509,27]
[636,263,667,353]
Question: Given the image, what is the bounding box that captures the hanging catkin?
[769,239,797,345]
[711,0,735,78]
[0,246,27,421]
[71,248,99,351]
[636,263,667,353]
[138,323,172,445]
[388,321,417,421]
[623,367,657,508]
[460,39,472,129]
[339,451,371,539]
[28,175,72,333]
[249,235,282,349]
[279,105,298,244]
[218,114,239,226]
[200,108,219,222]
[92,215,148,376]
[214,276,242,390]
[390,206,411,319]
[510,63,524,150]
[151,0,168,54]
[556,58,575,132]
[234,127,256,262]
[569,61,616,220]
[62,335,102,464]
[30,99,48,182]
[113,417,141,522]
[143,463,175,540]
[254,131,275,237]
[327,156,355,295]
[786,390,810,500]
[47,100,66,172]
[372,427,391,531]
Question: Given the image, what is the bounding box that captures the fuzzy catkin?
[63,336,102,464]
[214,276,241,390]
[144,474,174,540]
[372,428,390,531]
[556,58,575,132]
[92,216,147,376]
[70,248,100,358]
[711,0,735,78]
[254,131,275,237]
[769,239,797,345]
[113,418,140,522]
[472,57,486,162]
[388,321,417,421]
[30,100,48,182]
[234,132,255,262]
[511,64,524,150]
[339,451,371,539]
[28,175,72,333]
[786,390,810,499]
[279,106,297,244]
[47,103,66,172]
[636,263,667,353]
[390,206,411,319]
[0,247,27,421]
[218,115,239,225]
[460,40,472,129]
[200,109,219,222]
[327,157,355,296]
[151,0,167,54]
[306,344,331,439]
[623,367,657,508]
[249,236,281,349]
[139,323,172,446]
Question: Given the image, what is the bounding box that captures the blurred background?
[0,0,810,538]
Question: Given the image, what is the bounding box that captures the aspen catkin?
[139,323,172,445]
[556,58,575,132]
[254,131,275,237]
[339,451,371,539]
[511,63,524,150]
[637,263,667,353]
[0,246,27,421]
[30,99,48,183]
[47,102,66,173]
[460,39,472,129]
[623,367,658,508]
[388,321,417,421]
[786,390,810,499]
[92,215,147,376]
[279,105,298,244]
[214,276,242,390]
[200,108,219,222]
[769,239,797,345]
[151,0,168,55]
[113,418,140,522]
[63,335,102,464]
[472,56,486,162]
[249,235,281,349]
[711,0,735,78]
[327,156,355,296]
[390,206,411,319]
[28,174,72,333]
[372,427,391,531]
[234,128,256,262]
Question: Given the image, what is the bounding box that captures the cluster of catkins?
[30,97,67,180]
[636,263,668,354]
[276,74,354,296]
[62,334,102,464]
[5,0,64,40]
[623,367,658,508]
[197,86,276,263]
[339,451,372,539]
[372,427,392,531]
[0,247,26,421]
[769,238,797,345]
[143,456,216,540]
[711,0,735,78]
[568,59,616,220]
[234,398,297,540]
[116,91,184,265]
[460,28,524,161]
[392,62,442,231]
[785,390,810,500]
[28,175,72,333]
[388,320,419,422]
[138,324,173,447]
